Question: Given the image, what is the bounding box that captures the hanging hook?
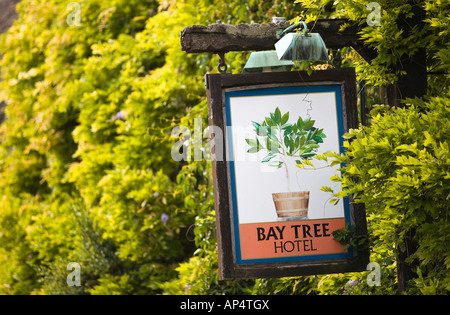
[217,52,227,73]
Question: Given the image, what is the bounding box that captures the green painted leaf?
[297,116,304,129]
[251,121,261,130]
[265,117,276,127]
[281,112,289,125]
[313,136,324,143]
[303,120,315,130]
[247,147,260,153]
[300,135,306,147]
[274,107,282,124]
[245,138,258,147]
[268,161,284,169]
[300,152,316,158]
[261,154,276,163]
[268,140,281,152]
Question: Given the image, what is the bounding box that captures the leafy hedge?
[327,96,450,294]
[0,0,297,295]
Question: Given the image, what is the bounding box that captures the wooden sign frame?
[206,68,369,280]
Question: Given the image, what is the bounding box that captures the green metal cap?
[275,32,329,61]
[243,50,293,73]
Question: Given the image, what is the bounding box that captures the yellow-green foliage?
[163,0,450,295]
[0,0,298,295]
[324,95,450,294]
[357,97,449,294]
[0,0,448,295]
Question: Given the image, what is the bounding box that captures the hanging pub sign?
[205,68,369,280]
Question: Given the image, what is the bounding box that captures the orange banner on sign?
[239,218,346,260]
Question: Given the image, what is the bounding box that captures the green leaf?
[297,116,304,129]
[282,123,292,132]
[281,112,289,125]
[313,136,324,143]
[289,140,294,155]
[256,126,268,136]
[268,161,284,169]
[302,159,314,167]
[300,135,306,147]
[265,117,276,127]
[300,152,316,159]
[247,147,260,153]
[274,107,282,124]
[320,186,334,193]
[303,120,315,130]
[245,138,258,147]
[284,135,290,146]
[329,198,339,205]
[314,154,328,162]
[268,140,281,154]
[269,131,279,142]
[311,128,320,138]
[251,121,261,130]
[262,154,276,163]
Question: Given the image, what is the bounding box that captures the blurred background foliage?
[0,0,448,295]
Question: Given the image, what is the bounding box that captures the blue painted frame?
[225,84,353,265]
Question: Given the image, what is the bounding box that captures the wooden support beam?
[180,19,376,62]
[181,22,288,54]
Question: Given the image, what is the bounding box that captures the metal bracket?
[277,21,308,39]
